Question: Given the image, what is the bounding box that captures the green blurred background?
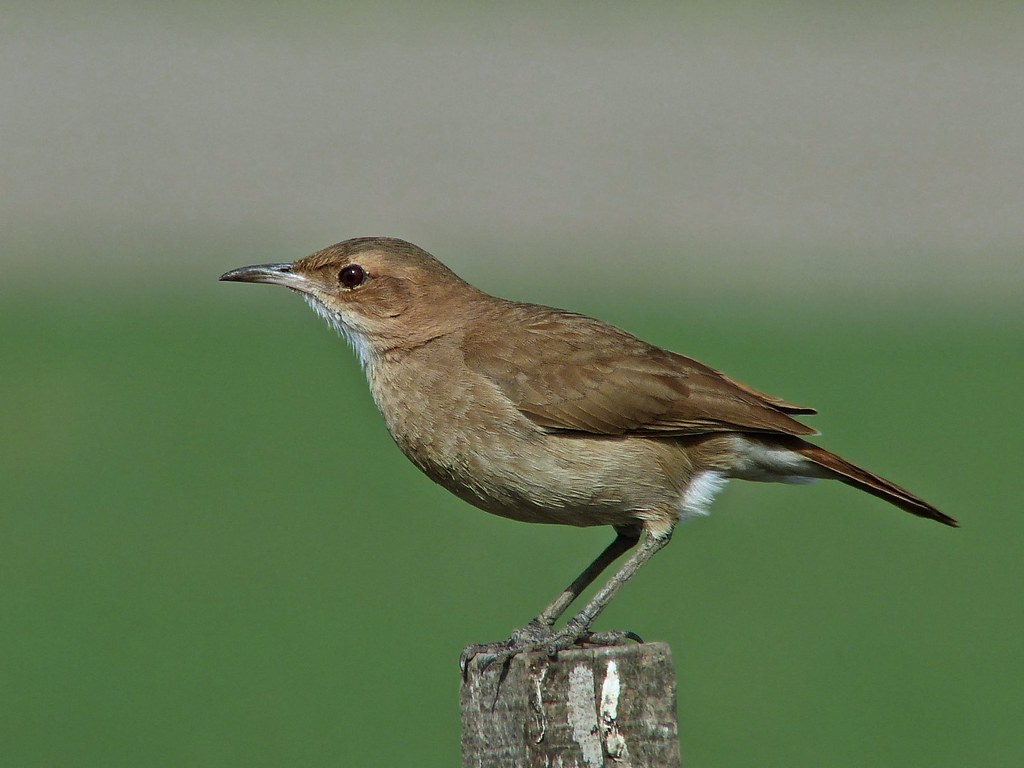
[2,3,1021,766]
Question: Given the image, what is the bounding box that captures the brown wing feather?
[464,304,816,438]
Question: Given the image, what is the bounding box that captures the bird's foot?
[459,618,642,677]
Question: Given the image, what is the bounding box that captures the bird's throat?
[299,294,377,371]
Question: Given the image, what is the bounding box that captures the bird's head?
[220,237,476,367]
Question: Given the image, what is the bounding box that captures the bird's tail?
[793,440,958,527]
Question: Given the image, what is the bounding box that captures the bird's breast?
[363,348,697,531]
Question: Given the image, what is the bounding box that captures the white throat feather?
[300,294,376,371]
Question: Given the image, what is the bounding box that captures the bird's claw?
[585,629,644,646]
[460,619,642,677]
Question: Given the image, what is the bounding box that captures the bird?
[220,236,956,670]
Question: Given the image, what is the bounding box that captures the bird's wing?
[464,305,817,437]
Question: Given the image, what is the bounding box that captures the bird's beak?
[219,263,309,291]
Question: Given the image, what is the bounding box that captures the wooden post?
[461,643,680,767]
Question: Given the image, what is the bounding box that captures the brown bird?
[220,237,956,669]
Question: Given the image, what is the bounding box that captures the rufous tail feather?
[794,440,958,527]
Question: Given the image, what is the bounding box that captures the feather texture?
[464,303,816,439]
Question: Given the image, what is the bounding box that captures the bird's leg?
[460,527,670,674]
[548,528,673,652]
[516,526,641,640]
[461,528,639,672]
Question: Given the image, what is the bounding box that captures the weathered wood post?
[461,643,680,767]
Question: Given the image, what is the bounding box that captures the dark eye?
[338,264,366,289]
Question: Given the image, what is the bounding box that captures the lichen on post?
[461,643,680,767]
